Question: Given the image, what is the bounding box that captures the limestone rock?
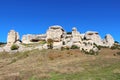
[53,42,63,49]
[46,25,65,42]
[22,34,35,44]
[103,34,114,47]
[84,31,103,45]
[7,30,20,46]
[22,34,46,44]
[72,27,82,43]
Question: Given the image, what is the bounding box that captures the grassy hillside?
[0,48,120,80]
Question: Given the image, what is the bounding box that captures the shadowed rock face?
[7,30,20,46]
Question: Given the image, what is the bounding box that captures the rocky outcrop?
[84,31,103,46]
[46,25,65,42]
[7,30,20,46]
[103,34,114,47]
[72,27,82,43]
[22,34,46,44]
[0,25,115,53]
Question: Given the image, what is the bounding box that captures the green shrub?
[71,45,79,49]
[11,44,19,50]
[39,41,46,44]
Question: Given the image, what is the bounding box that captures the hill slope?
[0,48,120,80]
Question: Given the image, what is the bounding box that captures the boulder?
[7,30,20,46]
[103,34,114,47]
[84,31,103,46]
[53,42,63,49]
[46,25,65,42]
[72,27,82,43]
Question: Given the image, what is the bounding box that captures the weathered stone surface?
[72,27,82,43]
[53,42,63,49]
[22,34,35,44]
[2,25,115,53]
[84,31,103,45]
[22,34,46,44]
[46,25,65,42]
[80,41,93,52]
[7,30,20,46]
[103,34,114,47]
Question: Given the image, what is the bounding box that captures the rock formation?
[72,27,82,43]
[7,30,20,46]
[84,31,103,45]
[103,34,114,47]
[22,34,46,44]
[0,25,115,53]
[46,25,65,42]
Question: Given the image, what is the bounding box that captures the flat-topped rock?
[84,31,103,45]
[46,25,65,42]
[7,30,20,46]
[49,25,63,29]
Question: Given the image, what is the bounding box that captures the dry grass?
[0,48,120,80]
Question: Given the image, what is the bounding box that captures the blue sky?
[0,0,120,42]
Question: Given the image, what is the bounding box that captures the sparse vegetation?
[47,38,53,49]
[61,46,70,50]
[111,44,120,50]
[71,45,79,49]
[11,44,19,50]
[39,41,46,45]
[82,49,98,55]
[0,49,120,80]
[93,43,108,50]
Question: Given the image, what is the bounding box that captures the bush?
[61,46,70,51]
[93,43,108,50]
[82,49,98,55]
[111,44,120,50]
[11,44,19,50]
[47,38,53,49]
[71,45,79,49]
